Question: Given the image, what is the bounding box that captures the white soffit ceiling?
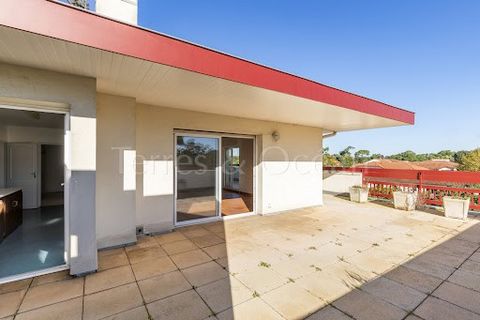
[0,26,406,131]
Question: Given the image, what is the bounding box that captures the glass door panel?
[175,135,219,223]
[221,137,254,216]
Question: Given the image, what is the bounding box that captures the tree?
[458,149,480,172]
[388,150,417,162]
[454,150,468,164]
[370,153,384,160]
[354,149,371,164]
[337,146,355,167]
[323,148,340,167]
[434,150,455,160]
[69,0,89,9]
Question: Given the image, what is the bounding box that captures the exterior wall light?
[271,130,280,142]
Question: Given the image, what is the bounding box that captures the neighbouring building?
[0,0,414,282]
[353,159,458,171]
[416,159,459,171]
[354,159,428,170]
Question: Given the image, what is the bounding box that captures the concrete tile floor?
[1,194,480,320]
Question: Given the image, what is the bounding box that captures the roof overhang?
[0,0,415,131]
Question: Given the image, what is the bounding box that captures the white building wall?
[96,93,137,249]
[323,171,363,194]
[96,0,138,25]
[0,63,97,275]
[135,104,324,234]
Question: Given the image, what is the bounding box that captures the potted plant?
[443,195,470,220]
[349,185,369,203]
[392,187,417,211]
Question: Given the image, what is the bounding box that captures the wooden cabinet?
[0,189,22,241]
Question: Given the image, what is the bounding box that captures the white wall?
[323,171,363,194]
[96,0,137,25]
[96,93,137,249]
[260,125,324,214]
[135,104,324,233]
[0,63,97,275]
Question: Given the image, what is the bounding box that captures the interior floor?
[176,188,254,221]
[177,188,217,222]
[222,189,253,216]
[41,191,64,207]
[0,205,65,279]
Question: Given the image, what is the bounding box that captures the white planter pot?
[443,197,470,220]
[393,191,417,211]
[349,187,369,203]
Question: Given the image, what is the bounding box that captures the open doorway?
[0,107,66,280]
[221,137,254,216]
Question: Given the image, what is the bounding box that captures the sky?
[132,1,480,155]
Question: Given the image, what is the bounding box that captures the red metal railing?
[324,167,480,211]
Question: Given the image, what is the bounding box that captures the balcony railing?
[324,166,480,211]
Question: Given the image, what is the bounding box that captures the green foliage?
[323,147,340,166]
[388,149,458,162]
[354,149,371,163]
[454,150,469,163]
[370,153,384,160]
[336,146,355,167]
[458,149,480,172]
[176,137,217,170]
[323,146,477,169]
[388,150,418,161]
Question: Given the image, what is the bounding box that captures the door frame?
[0,102,70,284]
[173,130,256,227]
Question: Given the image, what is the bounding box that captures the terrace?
[1,194,479,320]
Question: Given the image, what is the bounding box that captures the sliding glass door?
[175,134,220,224]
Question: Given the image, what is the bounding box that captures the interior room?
[0,107,65,280]
[175,134,255,224]
[221,137,254,216]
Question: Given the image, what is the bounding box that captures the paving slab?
[361,277,426,311]
[332,289,407,320]
[414,296,480,320]
[433,281,480,314]
[146,290,211,320]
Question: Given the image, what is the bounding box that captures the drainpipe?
[322,131,337,139]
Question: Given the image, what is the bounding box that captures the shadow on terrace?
[1,195,480,320]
